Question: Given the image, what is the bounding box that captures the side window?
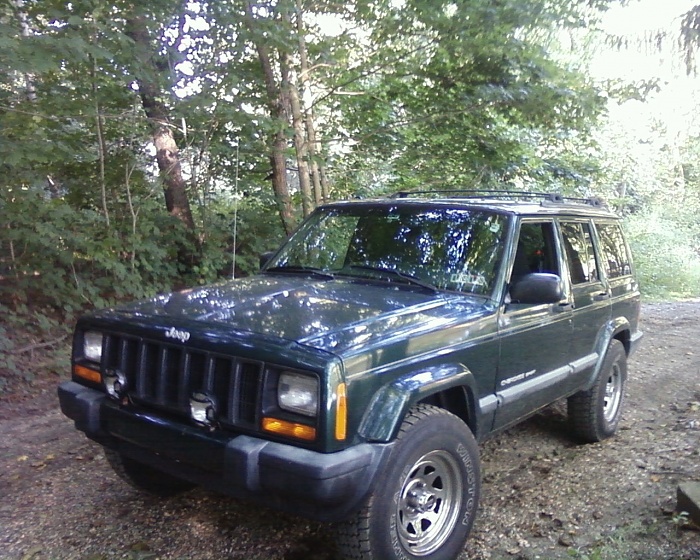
[596,222,631,278]
[511,221,559,280]
[560,222,599,284]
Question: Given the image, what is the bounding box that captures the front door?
[493,219,573,430]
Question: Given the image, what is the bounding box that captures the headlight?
[278,372,318,417]
[83,331,103,363]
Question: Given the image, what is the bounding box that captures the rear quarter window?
[595,222,632,278]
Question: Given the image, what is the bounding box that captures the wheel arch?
[584,317,631,390]
[416,385,476,434]
[613,326,631,356]
[357,363,478,443]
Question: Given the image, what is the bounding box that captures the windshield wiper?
[263,266,335,280]
[341,264,439,292]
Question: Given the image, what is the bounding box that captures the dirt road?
[1,302,698,560]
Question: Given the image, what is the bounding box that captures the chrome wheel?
[336,405,480,560]
[396,450,463,556]
[602,362,623,423]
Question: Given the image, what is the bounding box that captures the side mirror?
[259,251,276,270]
[509,273,563,304]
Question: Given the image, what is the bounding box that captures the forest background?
[1,0,700,388]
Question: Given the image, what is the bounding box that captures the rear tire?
[568,339,627,443]
[336,404,480,560]
[104,448,194,497]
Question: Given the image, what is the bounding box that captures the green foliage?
[330,0,609,194]
[190,194,285,282]
[0,300,72,391]
[0,185,189,309]
[0,323,18,391]
[590,107,700,300]
[1,0,698,391]
[565,517,688,560]
[230,193,287,277]
[625,210,700,300]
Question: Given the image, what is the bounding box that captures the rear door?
[594,220,641,331]
[558,219,611,386]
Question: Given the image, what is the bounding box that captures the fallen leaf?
[21,547,42,560]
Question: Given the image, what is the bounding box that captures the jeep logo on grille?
[165,327,190,343]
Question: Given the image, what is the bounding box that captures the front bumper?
[58,381,390,521]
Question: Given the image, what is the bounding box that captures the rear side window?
[560,222,599,284]
[596,222,631,278]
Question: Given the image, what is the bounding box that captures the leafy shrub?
[625,212,700,300]
[0,186,192,311]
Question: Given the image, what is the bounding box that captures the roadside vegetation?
[2,0,700,390]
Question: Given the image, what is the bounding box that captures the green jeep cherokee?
[58,191,643,560]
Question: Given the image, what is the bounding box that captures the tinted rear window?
[595,222,631,278]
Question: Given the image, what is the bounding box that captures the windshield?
[266,205,508,296]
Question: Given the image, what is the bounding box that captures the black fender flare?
[357,363,478,442]
[583,316,631,390]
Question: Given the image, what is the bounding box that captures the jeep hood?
[103,275,488,355]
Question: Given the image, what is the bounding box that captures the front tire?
[568,339,627,442]
[336,404,480,560]
[104,448,195,497]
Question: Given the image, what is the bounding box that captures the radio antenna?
[232,141,240,279]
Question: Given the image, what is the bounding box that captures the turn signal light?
[262,417,316,441]
[73,364,101,384]
[335,383,347,441]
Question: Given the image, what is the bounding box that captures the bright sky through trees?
[595,0,695,78]
[593,0,700,143]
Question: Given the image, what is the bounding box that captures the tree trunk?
[11,0,36,102]
[319,165,330,201]
[295,0,329,203]
[125,14,196,233]
[90,53,110,228]
[282,52,314,217]
[244,1,297,235]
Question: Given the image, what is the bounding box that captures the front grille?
[102,333,263,429]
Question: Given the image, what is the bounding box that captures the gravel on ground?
[1,302,698,560]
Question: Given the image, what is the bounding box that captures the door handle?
[555,302,574,312]
[593,292,610,301]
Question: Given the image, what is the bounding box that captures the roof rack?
[389,190,605,208]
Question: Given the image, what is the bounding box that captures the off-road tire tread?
[335,404,472,560]
[568,339,626,443]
